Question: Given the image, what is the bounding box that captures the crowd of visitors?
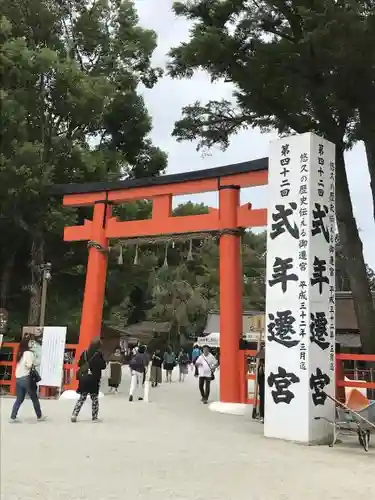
[8,337,225,422]
[8,335,267,424]
[122,343,220,407]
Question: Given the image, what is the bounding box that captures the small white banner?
[39,327,67,387]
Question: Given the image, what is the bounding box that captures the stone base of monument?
[208,401,249,416]
[59,390,105,400]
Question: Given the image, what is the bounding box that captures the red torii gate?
[52,158,268,403]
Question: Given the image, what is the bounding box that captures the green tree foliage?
[146,229,266,345]
[168,0,375,352]
[106,201,266,344]
[0,0,167,329]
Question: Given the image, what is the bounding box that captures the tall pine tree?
[168,0,375,352]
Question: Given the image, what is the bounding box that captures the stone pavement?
[1,369,374,500]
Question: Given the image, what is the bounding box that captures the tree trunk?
[363,137,375,221]
[335,146,375,353]
[0,253,15,307]
[358,108,375,222]
[28,234,44,326]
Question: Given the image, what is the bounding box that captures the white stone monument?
[265,132,336,444]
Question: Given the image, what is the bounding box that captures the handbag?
[29,365,41,385]
[202,355,215,381]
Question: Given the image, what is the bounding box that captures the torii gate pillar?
[79,201,111,353]
[219,186,242,403]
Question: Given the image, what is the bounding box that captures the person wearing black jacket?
[256,347,265,423]
[71,338,106,423]
[150,350,163,387]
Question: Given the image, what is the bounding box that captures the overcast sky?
[134,0,375,269]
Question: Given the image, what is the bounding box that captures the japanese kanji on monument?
[265,132,336,443]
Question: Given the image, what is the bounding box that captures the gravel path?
[1,368,374,500]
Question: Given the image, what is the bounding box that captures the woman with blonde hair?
[71,338,106,423]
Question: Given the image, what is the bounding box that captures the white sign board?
[39,327,67,387]
[197,333,220,347]
[197,329,263,347]
[265,133,335,444]
[243,331,263,342]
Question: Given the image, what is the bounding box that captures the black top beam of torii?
[49,157,269,196]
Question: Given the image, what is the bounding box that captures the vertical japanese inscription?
[328,160,336,371]
[270,204,299,240]
[312,203,329,243]
[317,143,325,197]
[311,256,329,294]
[310,368,331,406]
[310,312,329,350]
[268,257,298,293]
[298,153,309,371]
[267,139,302,416]
[280,143,291,197]
[268,310,299,348]
[309,139,334,409]
[268,366,301,404]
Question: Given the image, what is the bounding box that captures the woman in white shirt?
[10,336,45,422]
[195,345,218,404]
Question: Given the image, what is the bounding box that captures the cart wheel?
[358,429,364,448]
[363,431,370,452]
[358,429,370,452]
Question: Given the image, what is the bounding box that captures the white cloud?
[134,0,375,269]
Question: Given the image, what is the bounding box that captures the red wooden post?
[76,202,110,357]
[335,356,346,403]
[219,185,242,403]
[238,350,247,404]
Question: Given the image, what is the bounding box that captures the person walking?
[128,344,149,401]
[163,346,176,383]
[108,346,123,393]
[191,343,201,376]
[132,342,140,356]
[150,350,163,387]
[256,346,265,422]
[195,345,217,404]
[177,348,189,382]
[71,338,106,423]
[9,336,45,423]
